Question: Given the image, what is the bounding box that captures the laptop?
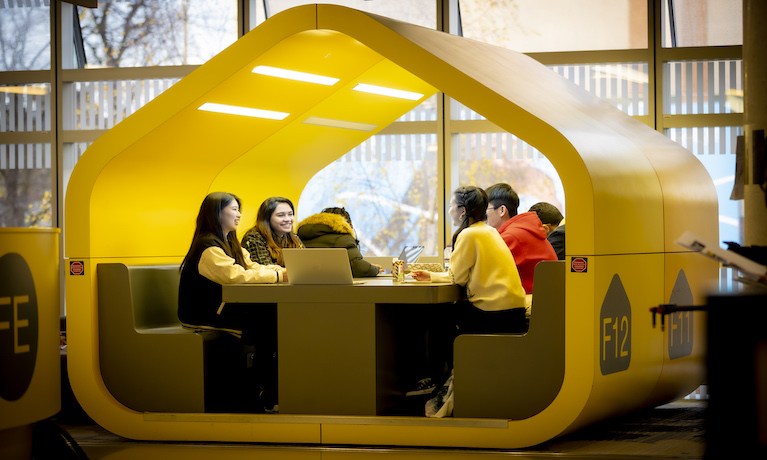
[379,245,426,275]
[282,248,359,285]
[398,245,425,270]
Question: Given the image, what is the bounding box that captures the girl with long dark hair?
[409,186,526,400]
[241,196,303,267]
[178,192,286,412]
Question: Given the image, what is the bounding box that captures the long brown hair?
[253,197,302,265]
[451,186,488,249]
[181,192,247,270]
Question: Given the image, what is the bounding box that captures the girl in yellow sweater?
[409,186,526,397]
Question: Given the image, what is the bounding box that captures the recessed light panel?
[198,102,289,120]
[252,65,340,86]
[303,116,377,132]
[352,83,423,101]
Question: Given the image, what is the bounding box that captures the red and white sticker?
[571,257,588,273]
[70,261,85,275]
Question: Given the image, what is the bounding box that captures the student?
[529,202,565,260]
[178,191,286,412]
[410,186,527,396]
[296,206,382,277]
[484,183,558,294]
[241,196,303,267]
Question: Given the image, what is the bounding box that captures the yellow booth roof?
[65,4,717,262]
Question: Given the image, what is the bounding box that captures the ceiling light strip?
[252,65,339,86]
[302,116,377,132]
[198,102,289,120]
[352,83,423,101]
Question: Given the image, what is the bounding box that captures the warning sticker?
[70,261,85,276]
[571,257,588,273]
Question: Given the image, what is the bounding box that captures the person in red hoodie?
[485,183,558,294]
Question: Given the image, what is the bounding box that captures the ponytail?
[451,186,489,249]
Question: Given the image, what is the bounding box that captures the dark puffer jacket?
[296,213,379,277]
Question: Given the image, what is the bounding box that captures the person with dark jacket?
[529,202,566,261]
[295,207,381,277]
[485,183,558,294]
[178,192,286,412]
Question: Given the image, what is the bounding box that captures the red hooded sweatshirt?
[496,211,558,294]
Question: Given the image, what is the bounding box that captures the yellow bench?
[97,263,242,413]
[454,260,565,418]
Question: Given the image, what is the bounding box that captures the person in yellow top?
[178,192,287,413]
[408,186,526,398]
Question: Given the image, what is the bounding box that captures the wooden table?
[223,278,460,415]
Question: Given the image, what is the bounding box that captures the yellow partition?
[0,229,61,458]
[64,4,718,448]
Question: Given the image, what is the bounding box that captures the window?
[665,126,743,245]
[662,0,742,48]
[0,143,52,227]
[67,78,181,130]
[250,0,437,30]
[549,63,649,116]
[459,0,647,52]
[0,1,50,71]
[664,60,743,115]
[1,83,52,227]
[298,96,440,257]
[77,0,238,68]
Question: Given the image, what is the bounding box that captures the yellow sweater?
[432,222,526,311]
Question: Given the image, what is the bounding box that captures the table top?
[222,277,461,304]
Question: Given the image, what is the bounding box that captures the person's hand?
[410,270,431,281]
[372,263,383,273]
[280,268,288,283]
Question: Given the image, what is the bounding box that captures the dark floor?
[54,399,706,460]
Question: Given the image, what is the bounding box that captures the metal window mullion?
[724,61,732,112]
[77,82,85,130]
[116,80,125,124]
[87,82,95,129]
[33,92,41,131]
[0,89,6,132]
[684,62,692,115]
[707,61,715,114]
[697,61,704,115]
[716,61,725,113]
[9,91,17,132]
[673,62,682,115]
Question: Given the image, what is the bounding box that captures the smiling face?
[447,195,465,227]
[219,198,241,237]
[270,202,295,237]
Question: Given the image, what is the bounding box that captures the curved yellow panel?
[63,4,718,449]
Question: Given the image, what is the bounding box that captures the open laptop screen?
[282,248,355,285]
[398,245,424,270]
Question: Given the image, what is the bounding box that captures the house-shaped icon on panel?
[64,4,718,449]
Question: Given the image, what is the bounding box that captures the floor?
[56,399,707,460]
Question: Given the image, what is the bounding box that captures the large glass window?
[250,0,437,30]
[662,0,742,47]
[1,83,52,227]
[0,2,51,71]
[298,96,440,257]
[0,143,52,227]
[664,60,743,115]
[67,78,181,130]
[77,0,237,68]
[458,0,647,52]
[450,129,565,219]
[549,63,649,116]
[666,126,743,247]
